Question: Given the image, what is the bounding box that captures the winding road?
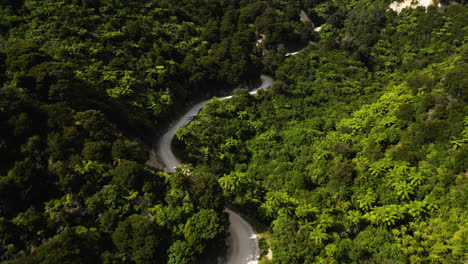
[154,74,274,264]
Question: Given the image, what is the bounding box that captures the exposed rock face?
[299,10,313,24]
[389,0,440,13]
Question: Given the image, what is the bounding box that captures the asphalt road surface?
[156,74,274,174]
[155,75,273,264]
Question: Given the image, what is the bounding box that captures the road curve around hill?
[155,74,273,264]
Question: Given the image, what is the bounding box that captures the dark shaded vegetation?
[177,1,468,263]
[1,0,467,263]
[0,0,316,263]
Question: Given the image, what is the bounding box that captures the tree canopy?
[0,0,467,263]
[176,1,468,263]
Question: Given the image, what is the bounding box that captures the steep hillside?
[177,1,468,263]
[0,0,315,263]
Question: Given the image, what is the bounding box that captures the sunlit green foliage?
[1,0,467,262]
[177,1,468,263]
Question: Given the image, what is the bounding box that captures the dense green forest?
[0,0,467,263]
[0,0,313,263]
[176,1,468,263]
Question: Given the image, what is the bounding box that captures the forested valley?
[0,0,467,263]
